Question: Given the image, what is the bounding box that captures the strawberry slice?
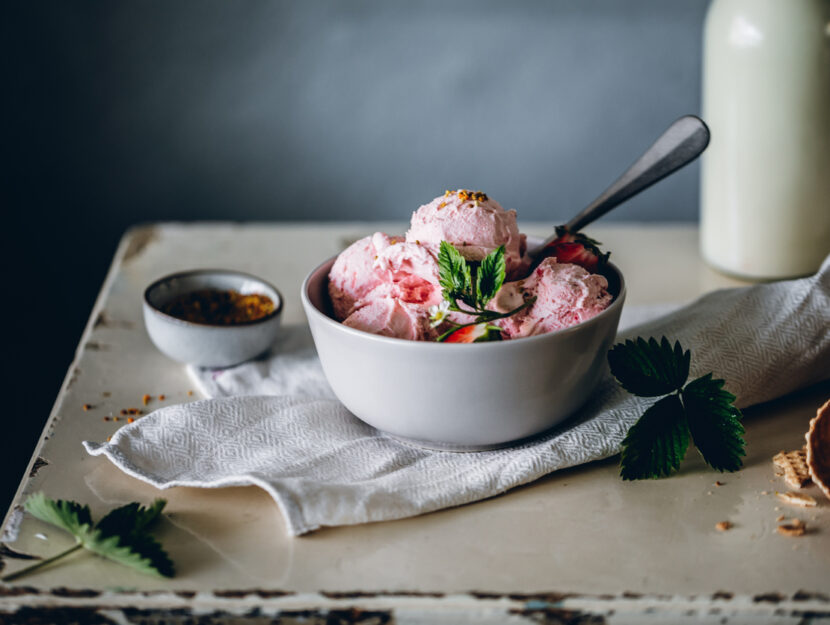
[539,227,610,273]
[443,322,503,343]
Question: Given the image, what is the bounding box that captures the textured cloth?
[84,258,830,536]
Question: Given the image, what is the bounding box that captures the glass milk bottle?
[700,0,830,279]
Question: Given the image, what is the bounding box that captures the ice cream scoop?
[327,234,387,320]
[406,190,531,279]
[494,258,613,339]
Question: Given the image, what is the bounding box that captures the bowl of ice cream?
[301,190,626,450]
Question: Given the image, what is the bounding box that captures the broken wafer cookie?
[772,449,812,489]
[806,398,830,501]
[776,491,817,507]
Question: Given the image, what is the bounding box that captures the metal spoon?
[529,114,710,256]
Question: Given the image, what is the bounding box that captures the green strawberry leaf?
[620,394,690,480]
[6,494,174,582]
[683,373,745,472]
[95,500,165,536]
[24,493,93,536]
[84,529,174,578]
[92,500,174,577]
[608,337,691,397]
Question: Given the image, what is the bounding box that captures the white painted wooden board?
[0,223,828,623]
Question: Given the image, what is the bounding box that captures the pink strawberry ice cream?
[327,190,613,341]
[328,233,444,339]
[406,190,531,279]
[492,258,612,338]
[373,233,443,308]
[327,234,387,320]
[341,283,438,341]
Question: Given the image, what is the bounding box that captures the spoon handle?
[563,115,710,235]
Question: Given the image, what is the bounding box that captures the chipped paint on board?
[28,457,48,479]
[122,226,159,264]
[93,313,135,330]
[1,587,829,623]
[0,507,24,544]
[84,342,112,352]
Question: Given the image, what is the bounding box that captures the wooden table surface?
[1,222,828,624]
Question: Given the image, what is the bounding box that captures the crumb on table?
[777,519,807,537]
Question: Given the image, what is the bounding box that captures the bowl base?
[380,428,552,453]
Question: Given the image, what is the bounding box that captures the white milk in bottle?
[701,0,830,279]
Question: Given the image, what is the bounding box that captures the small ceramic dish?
[301,257,626,451]
[143,269,283,368]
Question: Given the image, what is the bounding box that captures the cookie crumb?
[715,521,733,532]
[776,514,785,522]
[142,394,151,406]
[82,404,91,411]
[777,519,807,537]
[715,481,724,487]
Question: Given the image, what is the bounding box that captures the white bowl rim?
[144,268,284,329]
[301,255,626,349]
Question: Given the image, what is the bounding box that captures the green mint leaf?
[682,373,745,472]
[15,494,174,580]
[620,394,689,480]
[476,245,506,307]
[437,241,471,302]
[434,240,526,339]
[608,337,691,397]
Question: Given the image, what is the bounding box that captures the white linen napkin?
[84,257,830,536]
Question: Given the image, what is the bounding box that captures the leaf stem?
[1,543,83,582]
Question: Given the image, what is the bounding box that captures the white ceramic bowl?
[144,269,283,368]
[301,258,626,450]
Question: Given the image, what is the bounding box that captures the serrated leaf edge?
[21,493,174,579]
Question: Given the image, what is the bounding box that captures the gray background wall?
[2,0,709,510]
